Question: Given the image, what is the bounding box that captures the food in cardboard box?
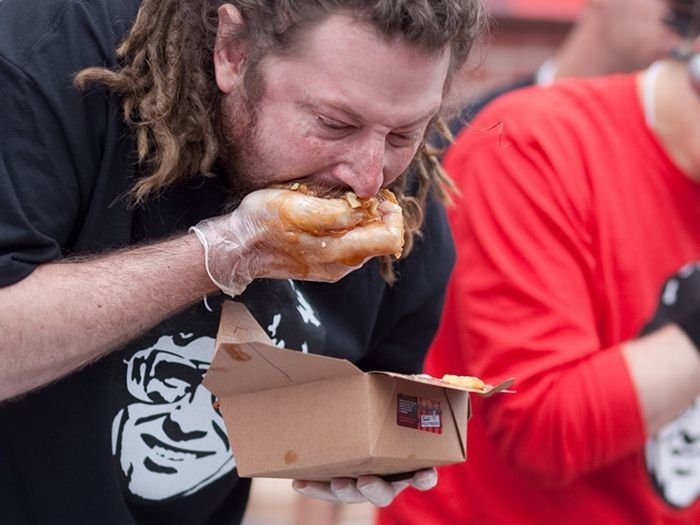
[408,373,512,395]
[441,374,486,391]
[203,302,515,481]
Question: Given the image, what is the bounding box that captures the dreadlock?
[75,1,222,204]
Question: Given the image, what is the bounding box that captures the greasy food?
[440,374,486,390]
[283,183,404,259]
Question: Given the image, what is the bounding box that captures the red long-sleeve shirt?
[379,73,700,524]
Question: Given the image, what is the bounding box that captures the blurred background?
[241,1,582,524]
[461,0,583,96]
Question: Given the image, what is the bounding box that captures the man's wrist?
[189,224,253,298]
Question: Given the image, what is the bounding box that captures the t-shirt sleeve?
[358,191,456,374]
[0,0,131,287]
[0,53,83,285]
[440,91,645,485]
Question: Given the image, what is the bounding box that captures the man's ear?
[214,3,246,94]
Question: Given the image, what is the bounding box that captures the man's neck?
[553,16,617,81]
[645,60,700,182]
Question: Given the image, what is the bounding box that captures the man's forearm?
[0,233,218,401]
[622,323,700,435]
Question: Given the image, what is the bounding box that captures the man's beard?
[217,91,272,210]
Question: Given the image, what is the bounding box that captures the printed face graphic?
[112,334,234,501]
[642,263,700,508]
[646,398,700,507]
[112,282,324,501]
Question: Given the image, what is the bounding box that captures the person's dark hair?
[665,0,700,37]
[74,0,488,282]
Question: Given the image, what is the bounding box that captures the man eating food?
[0,0,486,522]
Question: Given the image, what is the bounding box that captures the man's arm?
[439,89,700,485]
[1,188,407,402]
[0,233,216,401]
[622,324,700,436]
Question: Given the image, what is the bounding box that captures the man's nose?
[333,136,386,198]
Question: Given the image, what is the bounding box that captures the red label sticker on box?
[397,394,442,434]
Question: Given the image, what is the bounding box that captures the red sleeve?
[439,91,646,486]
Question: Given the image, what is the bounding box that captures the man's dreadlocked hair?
[74,0,488,281]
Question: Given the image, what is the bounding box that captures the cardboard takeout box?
[203,301,513,481]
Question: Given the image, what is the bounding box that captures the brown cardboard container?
[203,301,513,481]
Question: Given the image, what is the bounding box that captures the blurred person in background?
[456,0,679,124]
[378,0,700,523]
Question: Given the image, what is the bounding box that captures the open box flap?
[214,300,274,346]
[370,371,515,397]
[203,301,363,397]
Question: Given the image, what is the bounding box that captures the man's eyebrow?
[303,101,440,129]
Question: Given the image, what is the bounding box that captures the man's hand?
[191,188,404,297]
[291,468,437,507]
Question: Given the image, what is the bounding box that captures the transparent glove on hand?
[190,188,404,297]
[291,468,437,507]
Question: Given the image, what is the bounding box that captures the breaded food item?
[440,374,486,390]
[282,183,405,259]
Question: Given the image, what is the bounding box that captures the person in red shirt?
[378,0,700,523]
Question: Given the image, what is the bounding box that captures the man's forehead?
[265,14,449,126]
[302,13,451,68]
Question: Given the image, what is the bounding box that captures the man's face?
[602,0,681,72]
[217,14,451,199]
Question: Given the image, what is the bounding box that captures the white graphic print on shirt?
[112,283,322,501]
[643,263,700,508]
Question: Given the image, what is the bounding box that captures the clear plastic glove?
[190,188,404,297]
[291,468,437,507]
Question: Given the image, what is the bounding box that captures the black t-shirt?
[0,0,455,524]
